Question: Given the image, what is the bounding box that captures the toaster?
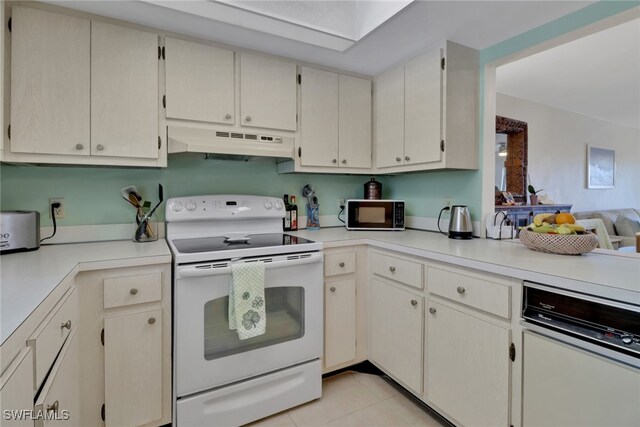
[0,211,40,254]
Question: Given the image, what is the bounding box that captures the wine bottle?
[283,194,291,231]
[290,196,298,231]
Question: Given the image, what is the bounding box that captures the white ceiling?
[47,0,593,75]
[496,17,640,129]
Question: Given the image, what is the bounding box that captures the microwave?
[345,200,405,231]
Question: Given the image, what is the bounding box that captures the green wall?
[1,1,635,227]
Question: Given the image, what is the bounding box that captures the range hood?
[167,126,294,161]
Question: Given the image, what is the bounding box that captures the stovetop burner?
[172,233,316,254]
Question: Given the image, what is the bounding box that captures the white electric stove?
[166,195,323,426]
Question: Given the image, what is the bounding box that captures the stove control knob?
[186,201,197,211]
[264,201,273,210]
[172,202,184,212]
[621,335,633,345]
[274,200,283,210]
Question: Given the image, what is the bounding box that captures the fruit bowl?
[519,229,599,255]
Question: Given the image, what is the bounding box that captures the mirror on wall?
[495,116,528,203]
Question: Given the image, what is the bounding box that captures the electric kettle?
[437,205,473,239]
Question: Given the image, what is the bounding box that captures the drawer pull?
[389,266,396,272]
[330,286,336,293]
[429,307,437,314]
[61,320,71,330]
[130,288,139,295]
[148,317,156,325]
[339,262,345,267]
[225,113,232,120]
[410,299,418,306]
[457,286,466,294]
[46,400,59,413]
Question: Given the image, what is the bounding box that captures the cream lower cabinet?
[369,277,423,395]
[0,348,34,427]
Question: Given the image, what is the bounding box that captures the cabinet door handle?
[341,159,347,164]
[245,116,252,122]
[410,299,418,306]
[225,113,232,120]
[330,286,336,293]
[405,156,410,161]
[332,159,337,164]
[96,144,105,151]
[429,307,437,314]
[396,157,401,162]
[75,143,84,150]
[148,317,156,325]
[46,400,59,413]
[130,288,139,295]
[457,286,466,294]
[60,320,71,330]
[339,262,345,267]
[389,266,396,272]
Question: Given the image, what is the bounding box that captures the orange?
[555,212,576,225]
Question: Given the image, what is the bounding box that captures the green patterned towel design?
[229,261,266,340]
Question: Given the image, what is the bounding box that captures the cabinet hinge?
[440,140,445,152]
[298,147,302,158]
[7,124,10,140]
[101,404,105,421]
[100,328,105,346]
[158,46,161,59]
[297,74,301,85]
[509,343,516,361]
[158,136,162,149]
[7,17,11,32]
[441,57,445,70]
[162,95,166,109]
[162,46,165,60]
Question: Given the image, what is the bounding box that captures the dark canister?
[364,177,382,200]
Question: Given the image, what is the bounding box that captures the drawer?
[324,252,356,277]
[104,272,162,309]
[27,286,78,390]
[0,347,34,427]
[427,266,510,318]
[34,329,79,427]
[371,252,423,289]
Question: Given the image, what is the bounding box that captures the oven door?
[175,251,323,397]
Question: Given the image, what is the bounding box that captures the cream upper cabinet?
[91,21,158,159]
[240,53,297,131]
[291,68,371,172]
[10,6,90,156]
[374,41,478,172]
[164,37,235,125]
[299,67,339,167]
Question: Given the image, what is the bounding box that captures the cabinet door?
[91,22,158,159]
[105,309,162,427]
[324,278,356,369]
[10,7,90,156]
[374,65,404,168]
[299,67,339,167]
[369,278,423,394]
[165,37,234,124]
[0,348,33,427]
[426,301,510,427]
[240,53,297,131]
[34,330,80,427]
[338,75,371,169]
[404,48,442,165]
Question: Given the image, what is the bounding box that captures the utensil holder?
[306,205,320,230]
[134,209,158,242]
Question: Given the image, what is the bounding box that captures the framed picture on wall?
[587,145,615,189]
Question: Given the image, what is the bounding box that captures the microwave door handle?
[176,252,323,278]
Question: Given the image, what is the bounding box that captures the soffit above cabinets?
[41,0,593,75]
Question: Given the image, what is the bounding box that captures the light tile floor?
[246,371,448,427]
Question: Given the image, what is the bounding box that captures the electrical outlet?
[338,198,346,210]
[443,198,453,208]
[49,198,65,219]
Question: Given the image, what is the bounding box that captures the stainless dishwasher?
[521,281,640,427]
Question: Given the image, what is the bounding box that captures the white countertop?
[291,228,640,304]
[0,240,171,344]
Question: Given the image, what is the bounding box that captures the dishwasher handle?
[176,252,323,278]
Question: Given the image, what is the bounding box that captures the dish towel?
[229,261,266,340]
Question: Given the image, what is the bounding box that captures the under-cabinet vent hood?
[167,126,294,160]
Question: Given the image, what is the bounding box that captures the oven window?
[203,286,304,360]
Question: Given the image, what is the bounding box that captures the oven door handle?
[176,252,323,278]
